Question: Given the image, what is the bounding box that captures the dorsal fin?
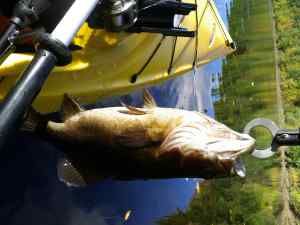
[62,94,84,121]
[120,102,147,115]
[143,89,157,108]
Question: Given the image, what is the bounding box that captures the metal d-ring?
[243,118,280,159]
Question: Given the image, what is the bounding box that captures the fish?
[22,90,255,187]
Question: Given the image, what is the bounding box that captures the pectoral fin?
[57,158,87,187]
[62,94,85,121]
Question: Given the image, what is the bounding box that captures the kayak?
[0,0,234,113]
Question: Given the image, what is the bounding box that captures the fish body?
[24,90,255,187]
[49,106,207,148]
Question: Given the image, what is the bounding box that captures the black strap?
[35,32,72,66]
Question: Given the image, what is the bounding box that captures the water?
[0,1,232,225]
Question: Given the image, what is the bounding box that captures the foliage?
[157,0,282,224]
[158,176,279,225]
[274,0,300,108]
[273,0,300,221]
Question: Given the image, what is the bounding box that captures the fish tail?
[21,106,48,133]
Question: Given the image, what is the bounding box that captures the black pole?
[0,0,97,150]
[0,23,18,54]
[0,49,57,148]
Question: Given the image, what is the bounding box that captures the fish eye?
[206,140,220,145]
[239,137,250,141]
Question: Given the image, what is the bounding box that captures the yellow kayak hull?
[0,0,234,112]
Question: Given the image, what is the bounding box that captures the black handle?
[0,49,57,149]
[0,23,18,54]
[273,128,300,146]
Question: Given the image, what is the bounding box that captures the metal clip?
[243,118,279,159]
[244,118,300,159]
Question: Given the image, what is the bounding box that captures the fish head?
[161,119,256,179]
[204,133,256,159]
[203,133,255,178]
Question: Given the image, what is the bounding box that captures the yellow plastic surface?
[0,0,235,112]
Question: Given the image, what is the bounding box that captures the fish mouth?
[229,135,255,178]
[232,135,255,178]
[231,136,256,158]
[207,134,256,160]
[208,134,255,178]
